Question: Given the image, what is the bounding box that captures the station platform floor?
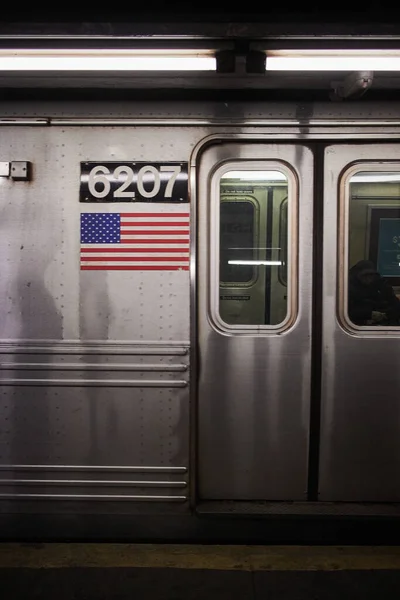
[2,543,400,599]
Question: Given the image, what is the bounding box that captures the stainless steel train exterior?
[2,100,400,538]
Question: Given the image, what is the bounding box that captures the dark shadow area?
[3,513,400,544]
[3,567,252,600]
[3,567,400,600]
[1,8,400,23]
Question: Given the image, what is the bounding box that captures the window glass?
[278,198,288,287]
[348,171,400,326]
[219,170,289,326]
[220,200,255,283]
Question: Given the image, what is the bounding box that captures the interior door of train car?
[196,141,314,500]
[320,144,400,501]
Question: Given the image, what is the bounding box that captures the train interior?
[349,173,400,299]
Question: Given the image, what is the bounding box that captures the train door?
[196,141,314,500]
[320,144,400,501]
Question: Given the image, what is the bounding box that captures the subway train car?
[2,25,400,540]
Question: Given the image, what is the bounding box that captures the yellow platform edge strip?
[1,544,400,570]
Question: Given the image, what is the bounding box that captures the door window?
[345,169,400,328]
[215,167,295,329]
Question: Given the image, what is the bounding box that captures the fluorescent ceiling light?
[222,171,287,180]
[0,49,216,71]
[228,260,282,266]
[266,50,400,71]
[351,173,400,182]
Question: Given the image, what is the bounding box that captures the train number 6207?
[80,161,189,203]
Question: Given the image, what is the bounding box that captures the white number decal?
[137,165,161,198]
[87,164,184,200]
[88,165,111,198]
[161,165,181,198]
[113,165,135,197]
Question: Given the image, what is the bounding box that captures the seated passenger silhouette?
[348,260,400,325]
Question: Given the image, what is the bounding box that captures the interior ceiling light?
[350,173,400,182]
[0,49,216,71]
[266,50,400,71]
[221,171,287,180]
[228,260,282,266]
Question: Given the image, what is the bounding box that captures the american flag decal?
[80,212,190,271]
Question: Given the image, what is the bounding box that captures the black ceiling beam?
[1,20,400,39]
